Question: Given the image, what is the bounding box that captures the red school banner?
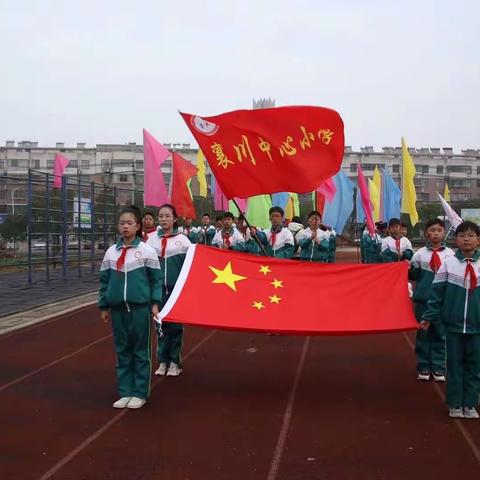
[180,106,345,200]
[159,245,417,335]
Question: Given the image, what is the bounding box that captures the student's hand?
[251,227,257,236]
[152,304,159,318]
[418,320,430,331]
[311,231,317,240]
[100,310,109,323]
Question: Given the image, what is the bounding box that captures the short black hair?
[120,205,142,237]
[215,215,223,222]
[388,218,401,227]
[142,210,155,220]
[269,206,284,217]
[222,211,235,220]
[307,210,322,220]
[425,218,445,230]
[291,216,302,224]
[201,213,210,218]
[455,221,480,237]
[400,222,408,228]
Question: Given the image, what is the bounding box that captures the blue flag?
[382,168,401,221]
[271,192,290,212]
[323,171,355,233]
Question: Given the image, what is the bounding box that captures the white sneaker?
[154,363,168,376]
[417,370,430,381]
[463,407,479,419]
[166,362,182,377]
[127,397,146,409]
[432,371,446,382]
[113,397,132,409]
[449,407,464,418]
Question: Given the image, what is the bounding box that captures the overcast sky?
[1,0,478,151]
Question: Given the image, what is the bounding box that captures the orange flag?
[171,152,198,219]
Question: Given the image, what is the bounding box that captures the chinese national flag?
[159,245,416,335]
[180,106,344,199]
[171,152,198,219]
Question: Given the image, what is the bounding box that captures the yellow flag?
[400,137,418,226]
[196,149,208,198]
[285,193,300,220]
[372,166,382,221]
[369,178,381,222]
[444,183,450,202]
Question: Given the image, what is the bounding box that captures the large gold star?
[259,265,271,275]
[209,261,247,292]
[271,278,283,289]
[269,294,282,304]
[252,301,265,310]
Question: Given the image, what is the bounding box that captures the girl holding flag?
[98,205,162,409]
[147,204,191,377]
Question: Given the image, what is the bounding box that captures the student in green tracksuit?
[420,221,480,420]
[179,217,198,244]
[99,205,162,410]
[196,213,216,246]
[381,218,414,262]
[257,206,295,259]
[297,211,330,262]
[360,221,386,264]
[409,218,454,382]
[147,204,191,377]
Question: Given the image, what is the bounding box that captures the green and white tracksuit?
[196,225,216,246]
[381,236,414,263]
[179,226,198,244]
[409,244,455,373]
[360,230,383,264]
[297,228,330,262]
[211,227,245,248]
[258,227,295,259]
[98,237,162,399]
[423,250,480,408]
[147,229,191,367]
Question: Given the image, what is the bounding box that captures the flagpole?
[231,198,269,256]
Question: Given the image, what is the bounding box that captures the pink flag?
[234,197,247,212]
[53,153,70,188]
[316,176,337,203]
[214,177,229,210]
[143,129,170,207]
[357,163,375,235]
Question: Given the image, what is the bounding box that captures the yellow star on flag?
[269,294,282,304]
[209,262,247,292]
[252,301,265,310]
[259,265,272,275]
[271,278,283,289]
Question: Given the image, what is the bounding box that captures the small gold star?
[269,294,281,304]
[209,262,247,292]
[259,265,272,275]
[252,301,265,310]
[271,278,283,289]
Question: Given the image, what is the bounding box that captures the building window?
[47,159,55,168]
[135,160,144,169]
[477,179,480,188]
[451,193,472,201]
[414,178,426,187]
[436,165,443,174]
[32,159,41,169]
[415,165,429,174]
[81,159,90,169]
[119,174,129,183]
[350,164,357,173]
[392,164,400,173]
[361,163,376,171]
[447,165,472,174]
[69,160,78,168]
[450,179,471,188]
[417,192,429,201]
[0,159,4,169]
[10,159,19,167]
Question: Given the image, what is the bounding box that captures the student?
[297,211,329,262]
[142,210,157,241]
[215,215,223,231]
[147,204,191,377]
[360,222,386,264]
[409,219,455,382]
[400,222,409,238]
[381,218,414,262]
[420,221,480,419]
[99,205,162,410]
[179,217,198,244]
[258,206,295,258]
[212,211,245,249]
[196,213,216,246]
[287,216,305,258]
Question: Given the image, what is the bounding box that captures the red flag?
[53,153,70,188]
[159,245,416,335]
[180,106,344,199]
[171,152,198,219]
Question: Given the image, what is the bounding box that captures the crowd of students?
[98,203,480,421]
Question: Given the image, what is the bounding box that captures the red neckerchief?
[160,235,175,258]
[222,229,231,247]
[464,259,478,292]
[116,245,132,270]
[142,227,156,242]
[270,226,282,247]
[184,227,191,236]
[429,248,442,273]
[395,237,401,253]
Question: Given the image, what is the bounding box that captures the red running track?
[1,251,480,480]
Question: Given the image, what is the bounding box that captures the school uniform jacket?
[259,227,295,259]
[212,228,245,248]
[297,228,330,262]
[98,237,162,310]
[196,225,216,246]
[381,236,414,262]
[147,229,191,297]
[409,244,455,303]
[179,226,198,244]
[423,250,480,334]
